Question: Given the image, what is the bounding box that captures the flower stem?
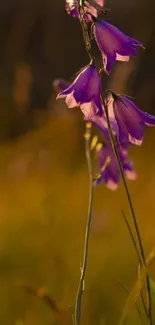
[101,91,152,325]
[74,125,94,325]
[74,8,94,325]
[77,3,93,61]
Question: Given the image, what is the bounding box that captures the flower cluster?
[56,0,155,190]
[94,143,136,190]
[65,0,104,22]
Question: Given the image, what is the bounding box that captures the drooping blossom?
[85,110,118,143]
[106,91,155,146]
[94,144,136,190]
[57,62,103,118]
[93,19,143,73]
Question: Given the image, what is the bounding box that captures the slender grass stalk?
[101,91,152,325]
[74,125,94,325]
[122,211,148,318]
[117,278,144,325]
[122,211,142,265]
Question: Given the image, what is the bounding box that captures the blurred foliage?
[0,108,155,324]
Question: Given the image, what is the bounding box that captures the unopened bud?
[90,135,98,150]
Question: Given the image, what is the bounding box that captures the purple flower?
[85,111,118,143]
[106,92,155,145]
[93,19,143,73]
[95,144,136,190]
[65,1,79,18]
[65,0,94,22]
[57,63,103,118]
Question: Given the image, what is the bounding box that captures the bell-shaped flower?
[93,19,143,73]
[57,63,103,118]
[94,144,136,190]
[106,92,155,145]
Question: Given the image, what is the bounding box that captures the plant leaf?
[149,277,155,303]
[118,247,155,325]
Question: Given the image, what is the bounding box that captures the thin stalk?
[101,91,152,325]
[122,211,148,318]
[74,8,94,325]
[77,3,93,61]
[74,127,94,325]
[79,19,92,60]
[122,210,142,265]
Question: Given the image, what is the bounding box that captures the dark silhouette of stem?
[101,91,152,325]
[74,127,94,325]
[122,210,142,264]
[77,3,93,61]
[74,7,94,325]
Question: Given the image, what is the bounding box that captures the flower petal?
[81,101,99,118]
[94,0,104,6]
[116,53,129,62]
[56,84,74,98]
[125,169,137,180]
[106,179,118,190]
[57,64,102,117]
[65,92,78,108]
[94,19,142,72]
[113,97,144,145]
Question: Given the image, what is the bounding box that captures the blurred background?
[0,0,155,324]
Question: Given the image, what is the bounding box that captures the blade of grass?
[117,278,144,325]
[118,247,155,325]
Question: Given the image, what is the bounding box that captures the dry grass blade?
[117,278,144,325]
[118,247,155,325]
[22,284,72,325]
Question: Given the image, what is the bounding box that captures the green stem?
[74,127,94,325]
[101,92,152,325]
